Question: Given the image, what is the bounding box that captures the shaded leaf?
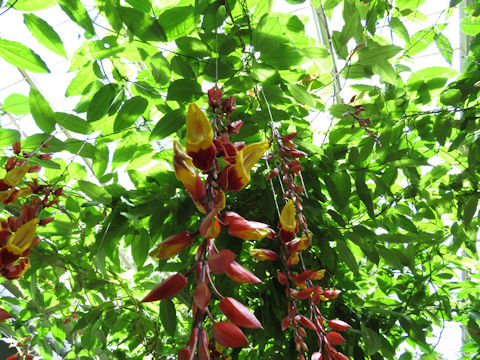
[160,298,177,337]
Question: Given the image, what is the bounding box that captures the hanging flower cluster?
[0,142,63,280]
[261,131,352,360]
[142,87,273,359]
[342,95,381,147]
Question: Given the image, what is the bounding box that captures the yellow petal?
[186,104,214,150]
[4,164,30,187]
[241,141,269,173]
[280,199,296,232]
[6,218,39,255]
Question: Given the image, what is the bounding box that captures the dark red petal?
[328,319,352,331]
[213,321,249,348]
[299,315,316,331]
[209,249,236,274]
[178,347,190,360]
[219,297,262,329]
[0,308,11,321]
[193,282,211,312]
[326,331,346,345]
[141,273,187,302]
[225,261,261,283]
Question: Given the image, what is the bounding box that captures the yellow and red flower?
[222,211,274,241]
[173,140,207,202]
[186,104,216,171]
[218,140,269,191]
[0,163,30,191]
[279,199,297,243]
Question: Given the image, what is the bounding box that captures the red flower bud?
[326,331,346,345]
[298,315,316,331]
[213,321,248,348]
[323,289,341,299]
[277,271,287,285]
[328,319,351,331]
[12,142,21,154]
[225,261,261,284]
[193,282,210,313]
[219,297,262,329]
[228,120,243,134]
[266,168,279,181]
[281,316,290,331]
[178,347,191,360]
[149,232,193,259]
[0,308,11,322]
[199,210,221,239]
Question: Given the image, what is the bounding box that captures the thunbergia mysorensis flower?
[279,199,297,243]
[186,103,216,171]
[0,141,63,281]
[218,140,269,191]
[144,91,269,360]
[173,140,206,202]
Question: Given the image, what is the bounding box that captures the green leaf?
[406,28,435,56]
[176,36,211,58]
[114,96,148,132]
[357,45,402,65]
[131,230,149,268]
[13,0,56,10]
[55,113,93,134]
[439,88,462,106]
[372,61,397,84]
[150,52,170,85]
[23,14,67,58]
[86,36,125,60]
[3,93,30,115]
[29,88,55,133]
[337,238,359,276]
[253,15,305,68]
[157,6,197,41]
[58,0,95,35]
[324,171,351,210]
[87,84,119,122]
[166,79,202,102]
[0,39,50,73]
[362,325,382,355]
[389,158,429,168]
[461,16,480,36]
[125,0,151,12]
[150,108,186,140]
[435,33,453,64]
[390,17,409,42]
[77,180,112,204]
[355,171,374,218]
[66,64,97,97]
[64,139,97,158]
[160,298,177,337]
[119,7,166,41]
[463,195,478,227]
[103,0,123,32]
[287,84,315,107]
[0,129,20,147]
